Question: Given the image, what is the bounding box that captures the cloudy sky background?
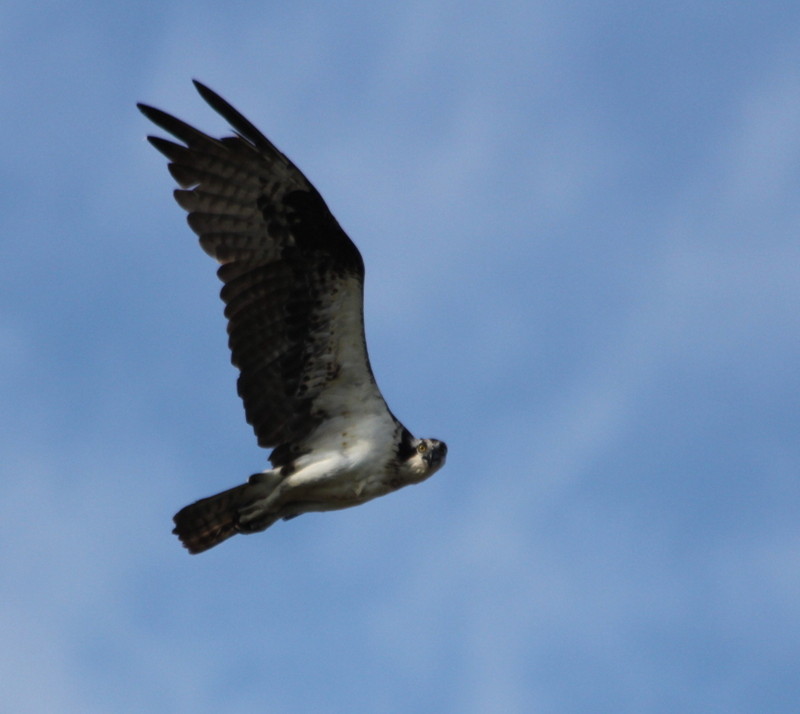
[2,1,799,712]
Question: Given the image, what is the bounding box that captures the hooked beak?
[424,440,448,469]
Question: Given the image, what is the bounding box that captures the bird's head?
[401,437,447,483]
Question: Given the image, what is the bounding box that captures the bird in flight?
[138,82,447,553]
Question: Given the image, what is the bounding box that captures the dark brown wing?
[138,82,382,464]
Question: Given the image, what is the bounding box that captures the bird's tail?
[172,483,253,554]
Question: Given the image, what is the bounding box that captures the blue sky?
[2,1,800,712]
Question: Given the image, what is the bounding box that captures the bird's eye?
[418,442,427,453]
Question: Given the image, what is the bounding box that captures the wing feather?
[138,83,388,462]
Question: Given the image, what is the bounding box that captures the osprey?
[138,82,447,553]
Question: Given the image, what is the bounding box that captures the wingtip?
[192,79,219,106]
[189,80,275,153]
[137,102,169,125]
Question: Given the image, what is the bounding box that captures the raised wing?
[138,82,389,465]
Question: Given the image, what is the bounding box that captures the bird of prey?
[138,82,447,553]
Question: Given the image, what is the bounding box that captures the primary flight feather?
[138,81,447,553]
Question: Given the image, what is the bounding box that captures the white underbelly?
[281,440,393,505]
